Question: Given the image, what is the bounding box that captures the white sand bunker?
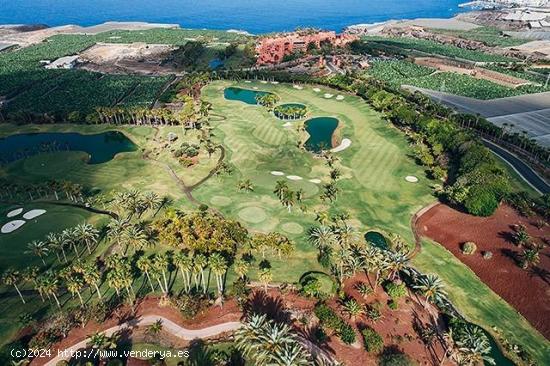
[309,179,322,184]
[405,176,419,183]
[7,208,23,218]
[336,95,345,101]
[23,209,47,220]
[253,87,259,90]
[1,220,26,234]
[313,88,321,93]
[271,81,279,84]
[331,138,352,153]
[324,93,334,99]
[283,122,292,128]
[287,175,303,181]
[244,80,252,83]
[260,80,268,84]
[271,171,285,176]
[293,85,303,90]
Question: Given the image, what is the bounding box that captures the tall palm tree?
[46,232,67,263]
[154,253,170,294]
[123,225,149,254]
[82,263,103,300]
[173,251,193,293]
[107,217,128,247]
[2,269,25,304]
[41,272,61,308]
[209,253,228,297]
[234,258,250,280]
[26,240,49,265]
[74,223,99,254]
[193,253,208,293]
[414,274,447,308]
[273,180,289,200]
[66,276,85,306]
[259,268,273,292]
[136,255,156,292]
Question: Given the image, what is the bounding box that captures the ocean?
[0,0,465,33]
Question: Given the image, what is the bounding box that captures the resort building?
[255,31,358,65]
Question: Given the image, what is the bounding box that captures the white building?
[45,55,80,69]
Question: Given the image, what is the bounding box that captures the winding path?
[41,316,242,366]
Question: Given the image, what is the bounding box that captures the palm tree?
[453,325,495,365]
[154,253,170,294]
[308,226,336,250]
[273,180,289,200]
[193,253,208,293]
[238,179,255,192]
[74,223,99,254]
[342,298,363,321]
[123,225,149,253]
[385,251,409,281]
[520,248,540,270]
[146,319,164,336]
[234,258,250,280]
[82,263,103,300]
[334,224,357,249]
[66,276,85,306]
[2,269,25,304]
[61,229,79,258]
[281,189,295,212]
[315,211,331,226]
[209,253,228,297]
[173,251,193,293]
[414,274,447,308]
[259,268,273,292]
[513,225,531,247]
[26,240,49,265]
[107,217,128,247]
[136,255,156,292]
[41,272,61,308]
[143,191,161,213]
[88,331,119,360]
[46,232,67,263]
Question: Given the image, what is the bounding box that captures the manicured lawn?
[413,240,550,365]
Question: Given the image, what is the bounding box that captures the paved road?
[42,316,242,366]
[483,139,550,194]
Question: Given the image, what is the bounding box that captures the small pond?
[0,131,136,165]
[304,117,339,153]
[274,103,307,120]
[365,231,389,250]
[209,58,224,69]
[224,87,272,105]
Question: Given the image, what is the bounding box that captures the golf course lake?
[304,117,339,153]
[0,131,136,164]
[224,87,272,105]
[365,231,389,250]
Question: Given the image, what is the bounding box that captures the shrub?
[388,299,398,310]
[339,323,357,345]
[464,188,499,217]
[301,276,322,298]
[461,241,477,255]
[482,251,493,260]
[361,327,384,353]
[384,282,407,300]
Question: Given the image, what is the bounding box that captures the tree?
[413,274,446,308]
[234,258,250,280]
[82,263,102,301]
[46,232,67,263]
[26,240,49,265]
[74,223,99,254]
[2,269,25,304]
[146,319,163,336]
[123,225,149,253]
[154,253,170,294]
[238,179,255,192]
[273,180,289,200]
[66,276,85,306]
[41,271,61,308]
[136,255,156,293]
[259,268,273,292]
[88,331,119,360]
[193,253,208,293]
[209,253,228,297]
[173,251,193,293]
[307,226,336,250]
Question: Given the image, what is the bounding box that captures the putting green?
[281,222,304,234]
[210,196,232,206]
[238,206,268,223]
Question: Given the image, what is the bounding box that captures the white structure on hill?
[44,55,79,69]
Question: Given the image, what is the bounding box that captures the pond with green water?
[224,87,272,105]
[304,117,339,153]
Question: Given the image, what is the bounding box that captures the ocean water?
[0,0,465,33]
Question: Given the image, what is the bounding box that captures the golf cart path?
[42,316,242,365]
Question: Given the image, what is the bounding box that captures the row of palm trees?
[0,178,84,203]
[274,105,308,120]
[273,180,306,212]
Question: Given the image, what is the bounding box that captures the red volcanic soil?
[416,203,550,339]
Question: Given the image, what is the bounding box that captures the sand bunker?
[324,93,334,99]
[7,208,23,217]
[253,87,259,90]
[244,80,252,83]
[309,179,322,184]
[336,95,345,101]
[331,138,352,153]
[313,88,321,93]
[271,171,285,176]
[287,175,303,181]
[1,220,26,234]
[293,85,303,90]
[405,176,419,183]
[260,80,268,84]
[271,81,279,84]
[283,122,292,128]
[23,209,47,220]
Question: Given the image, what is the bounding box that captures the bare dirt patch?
[416,203,550,339]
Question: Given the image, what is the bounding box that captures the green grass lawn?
[413,240,550,365]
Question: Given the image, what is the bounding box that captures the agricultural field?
[430,26,529,47]
[362,35,515,62]
[366,59,548,99]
